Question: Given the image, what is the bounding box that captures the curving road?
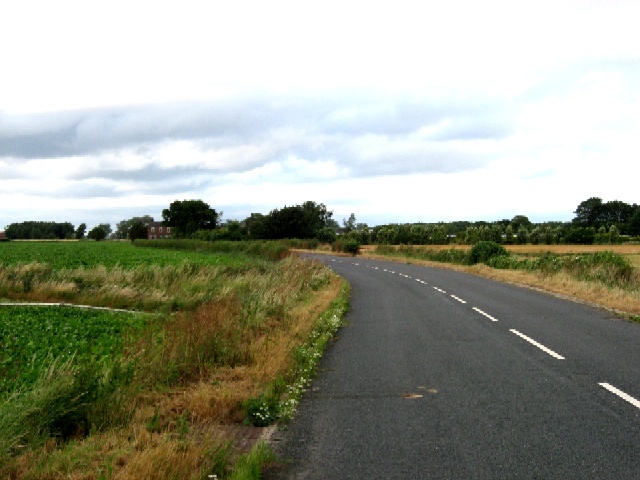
[266,254,640,479]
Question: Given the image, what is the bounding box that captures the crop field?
[0,240,346,479]
[0,241,261,312]
[0,240,250,269]
[0,306,147,394]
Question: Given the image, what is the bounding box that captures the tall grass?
[0,357,136,461]
[134,239,291,261]
[0,261,253,311]
[486,251,637,290]
[0,247,343,479]
[375,244,638,291]
[376,244,469,264]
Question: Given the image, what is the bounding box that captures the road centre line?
[472,307,499,322]
[510,329,565,360]
[433,287,447,294]
[599,383,640,410]
[450,295,467,304]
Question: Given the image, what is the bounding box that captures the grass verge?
[364,244,640,318]
[0,241,347,479]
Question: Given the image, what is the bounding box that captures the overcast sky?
[1,1,639,231]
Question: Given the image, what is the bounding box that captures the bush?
[316,227,337,244]
[333,239,360,256]
[467,241,509,265]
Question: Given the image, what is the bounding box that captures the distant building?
[0,231,7,241]
[147,222,171,239]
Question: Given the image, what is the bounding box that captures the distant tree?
[542,226,554,245]
[504,225,515,245]
[355,223,371,244]
[629,210,640,236]
[245,213,267,240]
[5,221,74,240]
[564,226,596,245]
[87,225,107,241]
[573,197,604,228]
[325,217,340,229]
[128,220,148,241]
[572,197,637,233]
[114,215,154,240]
[376,225,398,244]
[261,201,333,239]
[431,225,449,245]
[216,220,245,241]
[162,200,219,238]
[529,227,542,245]
[515,226,529,245]
[510,215,533,232]
[97,223,112,238]
[601,200,635,227]
[75,223,87,240]
[342,213,356,233]
[302,201,333,237]
[465,226,480,245]
[609,225,621,244]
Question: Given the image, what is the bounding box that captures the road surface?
[265,254,640,479]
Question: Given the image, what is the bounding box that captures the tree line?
[4,196,639,245]
[170,197,639,246]
[3,222,112,241]
[368,197,640,246]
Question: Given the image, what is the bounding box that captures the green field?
[0,241,264,312]
[0,306,147,395]
[0,240,250,270]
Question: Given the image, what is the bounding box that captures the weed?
[467,241,509,265]
[227,442,276,480]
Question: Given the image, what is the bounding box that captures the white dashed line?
[450,295,467,304]
[472,307,499,322]
[433,287,447,294]
[510,329,565,360]
[599,383,640,410]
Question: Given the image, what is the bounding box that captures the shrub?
[316,227,337,244]
[333,239,360,256]
[467,241,509,265]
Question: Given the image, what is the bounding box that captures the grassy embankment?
[366,243,640,318]
[0,240,348,479]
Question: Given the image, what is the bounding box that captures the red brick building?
[147,222,171,239]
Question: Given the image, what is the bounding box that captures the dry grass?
[362,244,640,255]
[467,265,640,316]
[358,246,640,317]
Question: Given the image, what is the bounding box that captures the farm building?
[147,222,171,239]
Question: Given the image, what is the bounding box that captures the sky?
[1,0,639,231]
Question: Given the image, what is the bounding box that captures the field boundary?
[0,302,144,314]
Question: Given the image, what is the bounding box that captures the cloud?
[1,91,514,188]
[2,1,639,230]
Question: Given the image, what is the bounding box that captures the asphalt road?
[265,254,640,479]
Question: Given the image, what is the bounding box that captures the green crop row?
[0,306,147,395]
